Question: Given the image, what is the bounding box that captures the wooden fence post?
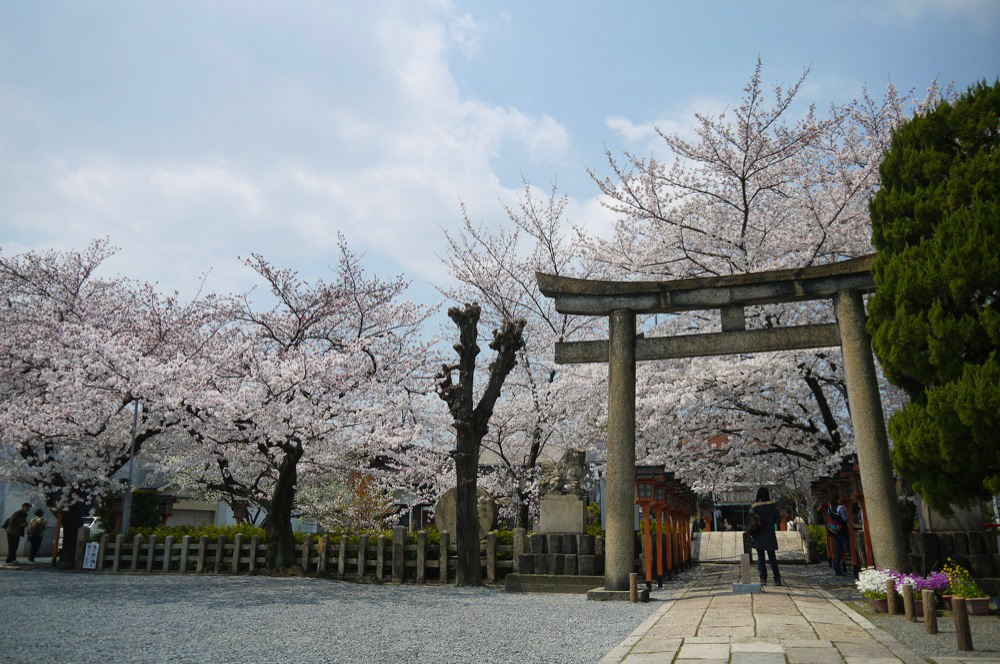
[486,531,496,585]
[376,535,386,580]
[248,535,259,573]
[922,589,938,634]
[416,530,427,583]
[439,530,449,585]
[902,582,915,621]
[392,525,405,583]
[953,598,974,651]
[179,536,191,574]
[315,536,327,573]
[131,534,143,572]
[112,534,124,573]
[95,533,108,572]
[338,534,347,576]
[163,536,175,572]
[146,534,158,573]
[196,536,207,573]
[75,526,90,570]
[231,533,243,575]
[301,535,311,572]
[886,578,898,615]
[358,535,368,578]
[513,528,525,568]
[214,535,225,574]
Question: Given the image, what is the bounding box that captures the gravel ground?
[0,568,669,664]
[848,597,1000,661]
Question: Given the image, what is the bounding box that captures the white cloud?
[448,13,485,59]
[0,2,572,298]
[605,95,728,159]
[883,0,1000,22]
[565,194,617,241]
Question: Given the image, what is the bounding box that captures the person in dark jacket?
[749,488,781,586]
[4,503,31,564]
[828,497,851,576]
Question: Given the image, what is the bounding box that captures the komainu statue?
[539,448,587,497]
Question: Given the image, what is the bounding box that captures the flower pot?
[962,597,990,616]
[870,598,888,613]
[940,594,952,611]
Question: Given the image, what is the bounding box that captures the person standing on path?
[26,509,47,563]
[3,503,31,564]
[749,488,781,586]
[828,497,851,576]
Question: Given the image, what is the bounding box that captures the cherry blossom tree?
[0,240,221,565]
[582,61,937,489]
[170,240,434,570]
[440,185,605,528]
[436,302,524,586]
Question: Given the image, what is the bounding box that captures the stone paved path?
[602,565,931,664]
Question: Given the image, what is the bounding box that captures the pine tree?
[868,80,1000,510]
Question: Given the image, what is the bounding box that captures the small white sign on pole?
[82,541,99,570]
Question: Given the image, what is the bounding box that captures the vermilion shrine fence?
[537,255,910,593]
[635,466,695,590]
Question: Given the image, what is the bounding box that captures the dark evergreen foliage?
[868,80,1000,510]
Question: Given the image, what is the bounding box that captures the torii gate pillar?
[836,290,910,572]
[606,309,637,591]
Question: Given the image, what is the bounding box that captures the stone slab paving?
[602,565,927,664]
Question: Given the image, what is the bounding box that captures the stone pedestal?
[538,494,588,533]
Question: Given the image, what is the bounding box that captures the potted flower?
[922,570,950,610]
[895,575,926,617]
[944,560,991,616]
[857,567,892,612]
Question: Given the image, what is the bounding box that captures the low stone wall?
[77,526,526,585]
[907,530,1000,579]
[516,533,604,576]
[847,528,1000,593]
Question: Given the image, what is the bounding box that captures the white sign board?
[82,541,99,569]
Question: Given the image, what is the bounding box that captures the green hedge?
[807,525,828,559]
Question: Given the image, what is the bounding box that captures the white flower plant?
[856,567,893,600]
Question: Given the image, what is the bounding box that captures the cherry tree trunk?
[265,448,303,571]
[57,502,86,569]
[437,303,525,588]
[454,432,483,586]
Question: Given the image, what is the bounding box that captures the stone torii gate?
[536,254,910,593]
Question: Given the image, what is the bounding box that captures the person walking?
[749,488,781,586]
[3,503,31,564]
[27,509,47,563]
[828,497,851,576]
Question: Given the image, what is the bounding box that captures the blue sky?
[0,1,997,305]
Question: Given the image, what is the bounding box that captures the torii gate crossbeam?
[536,254,910,593]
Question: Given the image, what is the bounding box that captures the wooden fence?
[76,526,525,585]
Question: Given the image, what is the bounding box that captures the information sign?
[82,541,99,569]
